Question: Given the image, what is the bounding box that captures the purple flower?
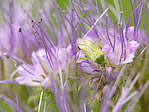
[77,25,141,66]
[0,1,79,111]
[7,49,51,88]
[0,0,148,112]
[75,0,148,69]
[102,34,140,65]
[74,0,148,110]
[8,43,75,89]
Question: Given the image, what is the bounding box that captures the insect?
[77,38,105,67]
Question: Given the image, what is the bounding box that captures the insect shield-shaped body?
[77,38,105,67]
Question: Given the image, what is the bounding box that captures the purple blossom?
[102,35,140,65]
[0,0,148,112]
[4,50,51,88]
[74,0,148,111]
[77,26,141,66]
[8,43,75,89]
[75,0,147,66]
[1,1,79,111]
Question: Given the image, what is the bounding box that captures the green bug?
[77,38,105,67]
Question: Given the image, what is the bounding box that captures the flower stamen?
[4,53,35,76]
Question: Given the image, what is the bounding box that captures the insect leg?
[76,58,89,63]
[98,67,105,87]
[89,61,94,67]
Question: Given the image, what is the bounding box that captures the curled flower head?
[75,0,148,68]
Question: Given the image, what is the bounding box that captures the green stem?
[0,59,5,80]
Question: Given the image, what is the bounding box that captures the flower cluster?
[0,0,148,112]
